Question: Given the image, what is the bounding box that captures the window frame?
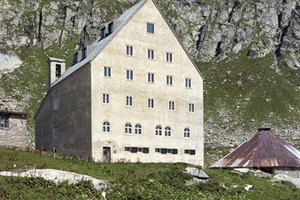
[166,75,173,86]
[168,101,175,111]
[147,23,154,34]
[126,69,134,80]
[155,125,162,136]
[184,128,190,138]
[147,98,155,109]
[125,123,132,134]
[166,52,173,63]
[126,96,133,107]
[185,78,192,88]
[103,121,111,133]
[189,103,195,113]
[104,66,111,78]
[102,93,110,104]
[126,45,133,56]
[135,124,142,135]
[165,126,171,137]
[0,116,9,128]
[147,73,155,83]
[147,49,155,60]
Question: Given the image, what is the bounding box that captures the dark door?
[103,147,111,163]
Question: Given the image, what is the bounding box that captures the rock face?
[0,51,22,75]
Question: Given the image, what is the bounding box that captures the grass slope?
[1,147,300,199]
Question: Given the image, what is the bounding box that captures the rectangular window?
[148,73,155,83]
[52,127,58,139]
[166,52,173,63]
[0,116,9,128]
[126,45,133,56]
[148,98,154,109]
[53,99,59,110]
[104,67,111,77]
[169,101,175,111]
[147,49,154,60]
[103,93,110,104]
[184,149,196,155]
[166,75,173,86]
[125,147,149,154]
[189,103,195,113]
[147,23,154,34]
[155,148,178,155]
[185,78,192,88]
[126,96,133,107]
[126,70,133,80]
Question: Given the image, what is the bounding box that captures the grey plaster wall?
[0,115,27,148]
[35,64,92,159]
[274,167,300,178]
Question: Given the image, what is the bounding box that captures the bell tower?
[48,57,66,88]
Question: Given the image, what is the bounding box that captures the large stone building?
[0,110,28,148]
[35,0,204,165]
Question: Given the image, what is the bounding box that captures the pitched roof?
[210,128,300,169]
[50,0,204,88]
[51,0,147,88]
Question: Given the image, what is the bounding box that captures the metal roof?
[210,129,300,169]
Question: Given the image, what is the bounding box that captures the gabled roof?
[51,0,203,88]
[210,129,300,169]
[51,0,147,88]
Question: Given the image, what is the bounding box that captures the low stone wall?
[0,115,27,148]
[274,167,300,178]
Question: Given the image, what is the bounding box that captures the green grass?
[1,147,300,199]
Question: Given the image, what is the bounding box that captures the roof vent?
[258,128,271,132]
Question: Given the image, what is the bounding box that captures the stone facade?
[35,0,204,166]
[0,110,27,148]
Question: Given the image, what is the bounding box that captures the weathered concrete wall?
[274,167,300,178]
[35,64,92,159]
[91,0,204,165]
[0,115,27,148]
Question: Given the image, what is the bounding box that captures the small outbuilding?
[0,110,28,148]
[210,128,300,178]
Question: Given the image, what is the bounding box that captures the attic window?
[147,23,154,34]
[108,22,114,35]
[101,27,106,38]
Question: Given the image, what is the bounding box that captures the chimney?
[48,57,66,88]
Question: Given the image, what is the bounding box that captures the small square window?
[148,98,154,109]
[185,78,192,88]
[189,103,195,113]
[126,70,134,80]
[147,49,154,60]
[126,96,133,107]
[166,52,173,63]
[103,93,110,104]
[166,75,173,86]
[104,67,111,77]
[147,23,154,34]
[148,73,155,83]
[126,45,133,56]
[169,101,175,111]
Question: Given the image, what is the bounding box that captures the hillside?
[1,147,300,199]
[0,0,299,146]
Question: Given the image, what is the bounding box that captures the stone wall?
[0,115,27,148]
[274,167,300,178]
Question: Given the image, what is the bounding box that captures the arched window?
[156,125,162,136]
[135,124,142,135]
[125,123,132,134]
[103,121,110,133]
[184,128,190,138]
[165,127,171,136]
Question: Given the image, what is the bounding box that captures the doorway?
[103,147,111,163]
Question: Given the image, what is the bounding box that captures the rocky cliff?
[0,0,299,147]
